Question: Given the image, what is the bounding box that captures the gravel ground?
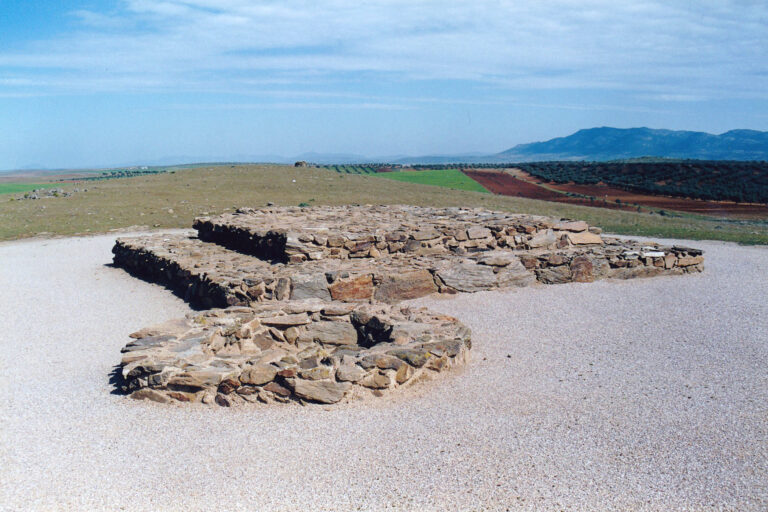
[1,233,766,511]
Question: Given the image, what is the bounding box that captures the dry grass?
[0,164,765,244]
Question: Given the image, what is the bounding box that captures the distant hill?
[495,127,768,162]
[8,127,768,172]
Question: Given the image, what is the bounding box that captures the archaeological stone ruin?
[113,205,704,406]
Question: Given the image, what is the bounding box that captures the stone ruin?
[15,187,83,200]
[113,205,704,406]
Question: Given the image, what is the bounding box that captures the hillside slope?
[496,127,768,161]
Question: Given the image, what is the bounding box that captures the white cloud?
[0,0,766,101]
[157,100,413,110]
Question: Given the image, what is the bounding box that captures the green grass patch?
[0,164,764,244]
[375,169,489,193]
[0,183,59,195]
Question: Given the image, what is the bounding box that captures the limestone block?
[570,256,594,283]
[535,265,572,284]
[553,220,589,232]
[677,255,704,267]
[567,231,603,245]
[436,262,497,292]
[466,226,492,239]
[374,270,438,302]
[328,274,374,301]
[336,364,367,382]
[240,364,277,385]
[286,379,351,404]
[290,274,331,301]
[528,229,556,248]
[297,321,358,346]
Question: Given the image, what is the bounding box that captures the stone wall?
[194,205,605,263]
[113,205,704,407]
[113,234,534,308]
[121,301,470,406]
[113,234,700,310]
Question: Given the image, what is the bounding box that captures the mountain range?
[6,127,767,172]
[490,127,768,163]
[274,127,768,164]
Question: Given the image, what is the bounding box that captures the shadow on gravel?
[108,364,129,395]
[103,262,209,311]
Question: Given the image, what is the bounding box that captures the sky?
[1,0,767,169]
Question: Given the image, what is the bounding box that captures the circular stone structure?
[120,300,471,406]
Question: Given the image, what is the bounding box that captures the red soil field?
[545,181,768,218]
[463,170,563,201]
[463,169,768,219]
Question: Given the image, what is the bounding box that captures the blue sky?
[1,0,767,169]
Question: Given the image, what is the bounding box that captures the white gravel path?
[1,233,766,511]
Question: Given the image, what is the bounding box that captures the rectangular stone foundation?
[113,232,702,309]
[193,205,606,263]
[112,234,533,308]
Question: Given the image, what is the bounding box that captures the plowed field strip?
[463,169,768,219]
[462,170,562,201]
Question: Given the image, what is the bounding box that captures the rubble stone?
[287,379,352,404]
[117,301,471,405]
[192,206,604,262]
[113,205,704,407]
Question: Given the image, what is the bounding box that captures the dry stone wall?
[113,205,703,407]
[193,205,605,263]
[121,301,470,406]
[112,234,700,309]
[112,234,535,308]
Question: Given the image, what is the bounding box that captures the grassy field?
[374,169,489,193]
[0,164,765,244]
[0,183,60,195]
[321,165,379,174]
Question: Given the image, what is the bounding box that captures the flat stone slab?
[120,301,471,406]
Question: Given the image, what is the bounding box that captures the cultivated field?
[465,169,768,219]
[464,169,564,201]
[320,164,383,174]
[515,160,768,204]
[0,164,765,244]
[0,182,59,195]
[374,168,489,193]
[544,180,768,218]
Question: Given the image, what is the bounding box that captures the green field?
[374,169,489,193]
[0,183,59,195]
[0,164,765,244]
